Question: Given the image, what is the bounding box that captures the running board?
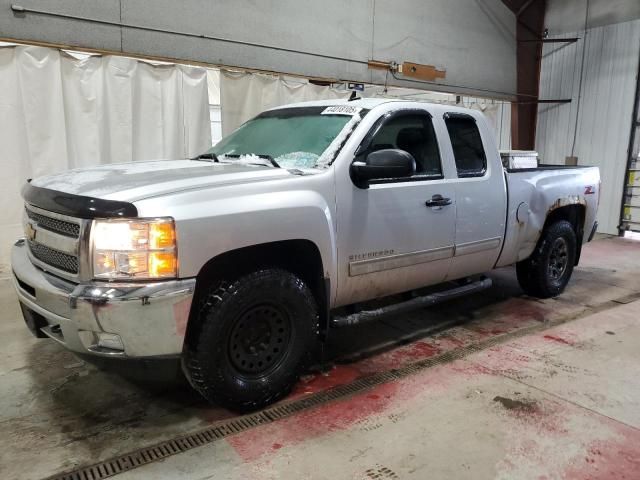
[331,277,492,328]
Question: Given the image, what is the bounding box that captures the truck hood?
[30,160,302,202]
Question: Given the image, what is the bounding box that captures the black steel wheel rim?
[548,237,569,280]
[228,303,292,376]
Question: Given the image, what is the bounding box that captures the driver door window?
[368,113,443,180]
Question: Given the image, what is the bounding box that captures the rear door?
[334,109,457,306]
[440,112,507,280]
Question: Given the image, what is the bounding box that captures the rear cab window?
[444,114,487,178]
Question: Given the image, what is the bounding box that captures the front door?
[334,109,457,307]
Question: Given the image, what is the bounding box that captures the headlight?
[92,218,177,280]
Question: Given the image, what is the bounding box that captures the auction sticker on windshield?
[321,106,362,115]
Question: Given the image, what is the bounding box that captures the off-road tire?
[516,220,577,299]
[183,269,318,411]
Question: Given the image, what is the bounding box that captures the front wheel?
[183,269,318,411]
[516,220,577,299]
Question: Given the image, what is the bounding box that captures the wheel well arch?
[544,203,586,265]
[186,239,329,344]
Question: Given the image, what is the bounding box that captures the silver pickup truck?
[12,98,600,410]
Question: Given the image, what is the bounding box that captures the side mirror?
[350,149,416,188]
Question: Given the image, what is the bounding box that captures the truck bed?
[496,165,600,268]
[505,164,593,173]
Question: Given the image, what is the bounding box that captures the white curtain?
[220,70,350,135]
[461,97,512,151]
[207,69,221,105]
[0,45,211,273]
[218,69,511,149]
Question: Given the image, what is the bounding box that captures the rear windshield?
[204,106,367,169]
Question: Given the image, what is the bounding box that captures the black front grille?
[26,209,80,238]
[28,241,79,274]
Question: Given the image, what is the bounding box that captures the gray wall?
[535,19,640,234]
[546,0,640,34]
[540,0,640,234]
[0,0,516,98]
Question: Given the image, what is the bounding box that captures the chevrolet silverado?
[12,98,600,410]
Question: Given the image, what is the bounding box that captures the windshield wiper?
[260,155,281,168]
[192,153,219,162]
[222,154,281,168]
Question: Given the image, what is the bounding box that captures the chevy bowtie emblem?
[25,221,37,241]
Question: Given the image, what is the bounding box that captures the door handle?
[425,194,452,208]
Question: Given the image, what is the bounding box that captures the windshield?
[202,106,366,169]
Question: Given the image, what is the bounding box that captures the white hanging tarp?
[220,70,350,135]
[219,68,511,149]
[0,45,211,273]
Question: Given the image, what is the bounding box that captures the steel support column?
[503,0,547,150]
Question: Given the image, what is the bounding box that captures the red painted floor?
[4,236,640,479]
[213,299,640,480]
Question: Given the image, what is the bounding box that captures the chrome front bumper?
[11,239,196,358]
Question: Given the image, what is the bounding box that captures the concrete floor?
[2,235,640,480]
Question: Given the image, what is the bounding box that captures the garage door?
[621,75,640,233]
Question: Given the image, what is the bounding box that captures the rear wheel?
[516,220,577,298]
[183,269,318,411]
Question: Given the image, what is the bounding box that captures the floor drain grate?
[44,291,640,480]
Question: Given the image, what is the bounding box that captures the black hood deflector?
[22,183,138,218]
